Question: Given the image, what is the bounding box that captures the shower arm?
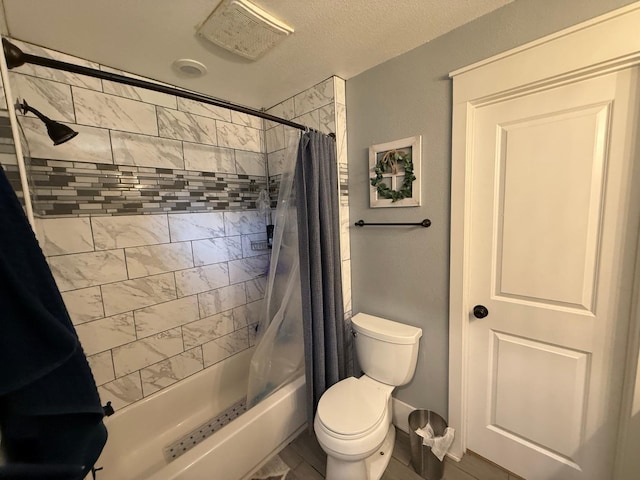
[1,38,309,133]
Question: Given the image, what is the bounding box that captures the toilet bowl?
[313,313,422,480]
[315,376,394,479]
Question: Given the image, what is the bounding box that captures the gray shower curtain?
[295,130,352,426]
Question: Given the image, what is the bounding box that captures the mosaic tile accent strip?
[0,115,13,142]
[0,115,23,201]
[163,397,247,462]
[1,165,23,200]
[339,162,349,204]
[269,174,282,209]
[26,158,266,216]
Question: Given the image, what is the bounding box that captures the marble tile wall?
[0,71,5,108]
[333,79,352,322]
[40,212,268,410]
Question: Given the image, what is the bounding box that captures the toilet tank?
[352,313,422,386]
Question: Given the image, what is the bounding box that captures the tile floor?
[276,428,525,480]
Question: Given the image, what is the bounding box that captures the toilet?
[314,312,422,480]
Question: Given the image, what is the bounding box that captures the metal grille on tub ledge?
[163,397,247,462]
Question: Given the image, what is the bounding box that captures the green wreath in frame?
[370,148,416,202]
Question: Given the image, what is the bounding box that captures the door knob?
[473,305,489,319]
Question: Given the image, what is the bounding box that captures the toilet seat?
[316,377,387,439]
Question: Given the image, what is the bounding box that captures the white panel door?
[467,68,640,480]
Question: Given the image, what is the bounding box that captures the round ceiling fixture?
[172,58,208,77]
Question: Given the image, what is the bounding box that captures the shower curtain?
[296,130,351,426]
[247,129,351,426]
[247,129,304,406]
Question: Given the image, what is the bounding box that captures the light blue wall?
[346,0,638,417]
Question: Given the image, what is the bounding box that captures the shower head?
[17,99,78,145]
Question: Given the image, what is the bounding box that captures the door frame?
[448,1,640,473]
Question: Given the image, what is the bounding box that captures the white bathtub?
[94,348,306,480]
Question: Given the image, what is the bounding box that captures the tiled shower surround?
[39,211,268,410]
[3,38,351,411]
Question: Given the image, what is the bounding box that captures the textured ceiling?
[1,0,513,109]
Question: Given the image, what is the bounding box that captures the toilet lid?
[316,377,386,436]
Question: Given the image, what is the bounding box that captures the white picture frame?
[369,135,421,208]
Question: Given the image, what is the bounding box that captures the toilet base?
[325,426,396,480]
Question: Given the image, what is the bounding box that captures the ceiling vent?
[196,0,294,61]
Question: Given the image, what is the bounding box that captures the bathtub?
[94,348,306,480]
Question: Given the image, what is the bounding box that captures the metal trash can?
[408,409,447,480]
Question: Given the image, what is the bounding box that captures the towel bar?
[354,219,431,228]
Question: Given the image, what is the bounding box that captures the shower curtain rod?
[1,38,309,132]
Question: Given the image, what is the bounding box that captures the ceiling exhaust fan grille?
[196,0,294,60]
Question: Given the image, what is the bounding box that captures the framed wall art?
[369,135,421,208]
